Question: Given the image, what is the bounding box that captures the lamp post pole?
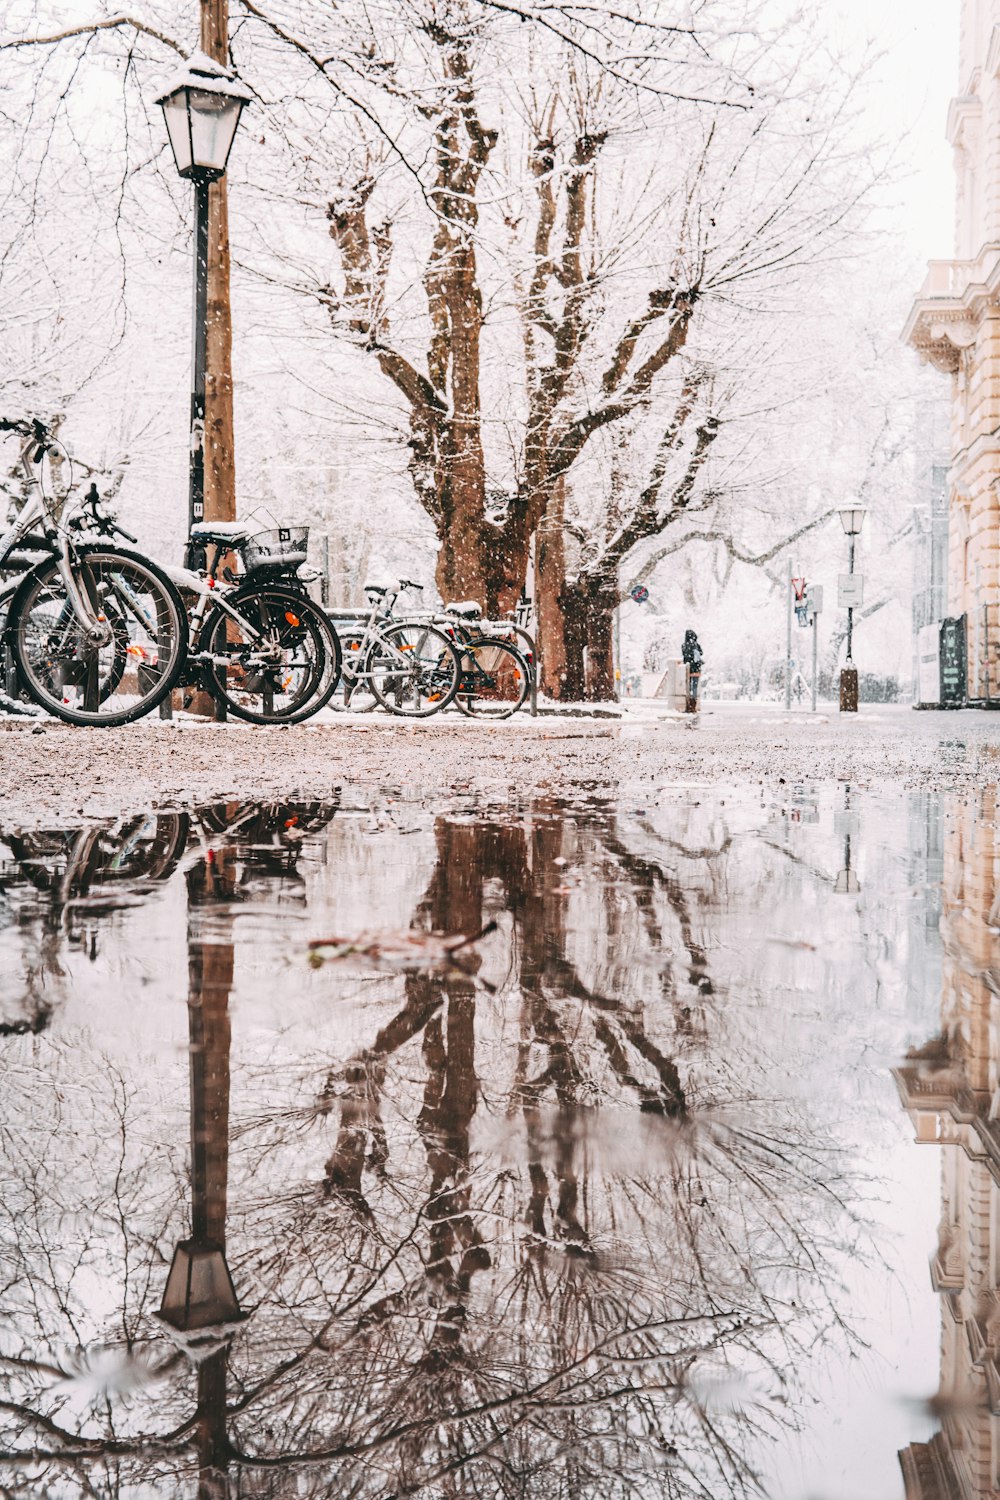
[189,179,211,558]
[845,534,856,664]
[837,503,866,715]
[784,558,793,712]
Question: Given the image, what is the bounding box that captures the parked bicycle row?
[0,417,534,727]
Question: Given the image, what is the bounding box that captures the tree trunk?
[535,480,578,698]
[585,590,616,701]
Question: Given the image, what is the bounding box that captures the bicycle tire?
[455,637,530,719]
[364,620,461,717]
[197,584,342,724]
[8,545,188,726]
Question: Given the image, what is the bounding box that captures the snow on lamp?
[155,52,251,183]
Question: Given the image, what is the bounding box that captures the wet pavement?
[0,778,996,1497]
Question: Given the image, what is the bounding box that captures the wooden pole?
[201,0,236,528]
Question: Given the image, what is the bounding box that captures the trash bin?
[641,660,687,711]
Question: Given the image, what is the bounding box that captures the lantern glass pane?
[160,1243,193,1321]
[159,1241,241,1330]
[161,93,193,176]
[186,1247,240,1328]
[187,89,244,172]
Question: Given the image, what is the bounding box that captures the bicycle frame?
[333,586,442,694]
[0,435,108,640]
[162,560,294,658]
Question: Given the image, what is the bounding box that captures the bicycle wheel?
[198,584,341,724]
[365,620,460,717]
[9,546,188,726]
[455,637,530,719]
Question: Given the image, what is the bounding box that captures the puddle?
[0,785,993,1497]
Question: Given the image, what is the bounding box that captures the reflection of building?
[904,2,1000,705]
[895,791,1000,1498]
[906,794,946,1034]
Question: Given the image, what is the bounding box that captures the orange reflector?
[284,611,300,626]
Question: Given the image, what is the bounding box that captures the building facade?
[912,395,953,697]
[905,0,1000,704]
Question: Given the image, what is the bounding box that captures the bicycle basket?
[239,525,309,576]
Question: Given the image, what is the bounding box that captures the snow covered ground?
[0,701,996,831]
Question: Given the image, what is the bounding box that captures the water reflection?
[897,791,1000,1499]
[0,790,927,1496]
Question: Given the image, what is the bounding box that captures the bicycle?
[332,581,462,717]
[165,522,343,724]
[437,601,531,719]
[362,587,531,720]
[0,418,188,726]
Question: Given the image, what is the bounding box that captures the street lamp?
[158,1238,246,1333]
[837,504,867,539]
[837,502,867,713]
[155,52,250,556]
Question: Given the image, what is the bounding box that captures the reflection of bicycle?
[0,418,188,725]
[3,814,189,917]
[168,524,343,724]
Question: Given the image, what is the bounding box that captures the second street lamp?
[837,502,866,714]
[155,53,250,563]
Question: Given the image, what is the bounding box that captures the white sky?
[840,0,958,262]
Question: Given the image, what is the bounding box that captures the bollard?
[839,667,858,713]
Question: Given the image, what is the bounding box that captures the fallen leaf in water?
[309,921,497,971]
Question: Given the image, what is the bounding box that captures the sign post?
[806,584,823,711]
[785,561,793,711]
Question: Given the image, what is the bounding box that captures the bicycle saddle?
[446,600,482,619]
[364,581,389,596]
[190,521,250,543]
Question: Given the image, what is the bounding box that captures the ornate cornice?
[946,92,981,148]
[904,245,1000,372]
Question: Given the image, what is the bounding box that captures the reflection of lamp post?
[158,1239,244,1335]
[155,840,242,1498]
[834,785,861,894]
[837,503,866,714]
[155,53,250,563]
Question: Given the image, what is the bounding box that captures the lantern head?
[155,51,251,183]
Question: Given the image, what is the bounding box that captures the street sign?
[806,584,823,614]
[838,574,864,609]
[630,584,650,603]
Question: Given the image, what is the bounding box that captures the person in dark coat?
[681,629,704,712]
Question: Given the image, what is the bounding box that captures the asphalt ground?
[0,701,996,830]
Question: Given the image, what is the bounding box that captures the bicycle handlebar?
[0,417,48,441]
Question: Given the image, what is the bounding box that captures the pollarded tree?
[236,0,878,696]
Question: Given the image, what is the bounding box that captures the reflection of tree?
[0,796,864,1498]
